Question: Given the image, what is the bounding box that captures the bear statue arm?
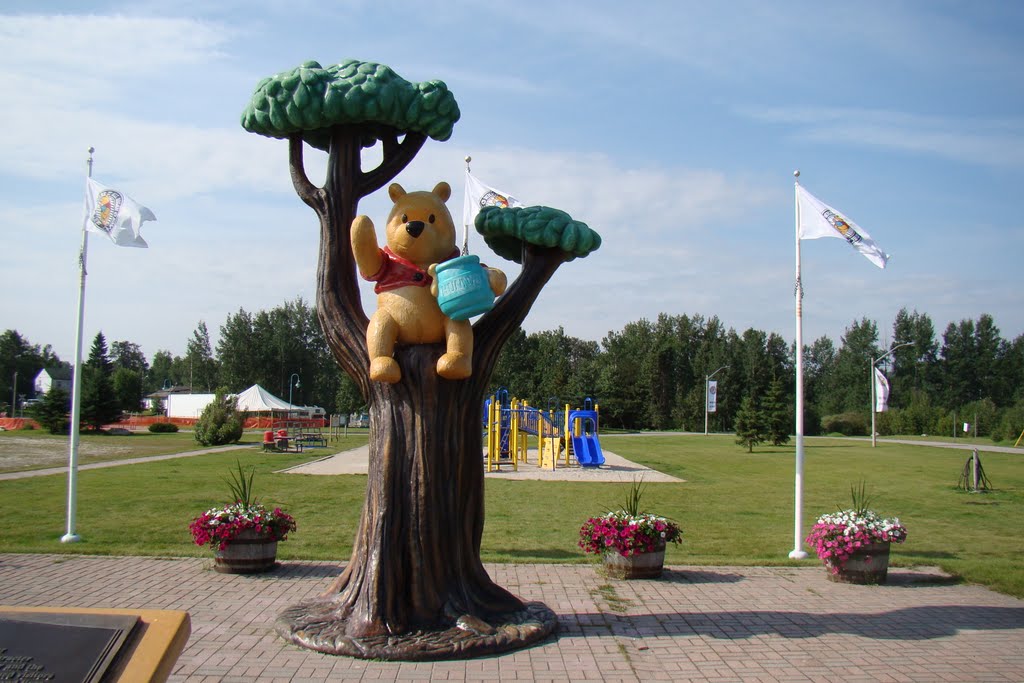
[487,267,507,297]
[351,215,385,279]
[427,264,439,298]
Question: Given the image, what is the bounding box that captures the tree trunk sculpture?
[242,60,600,660]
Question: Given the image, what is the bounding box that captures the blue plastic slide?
[572,433,605,467]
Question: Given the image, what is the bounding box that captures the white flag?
[83,177,156,248]
[873,366,890,412]
[463,170,523,230]
[707,380,718,413]
[797,185,888,269]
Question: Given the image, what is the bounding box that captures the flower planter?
[602,543,666,579]
[826,541,890,585]
[213,529,278,574]
[579,482,682,577]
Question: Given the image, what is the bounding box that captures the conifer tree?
[734,393,765,453]
[80,332,120,431]
[36,387,70,434]
[763,377,791,446]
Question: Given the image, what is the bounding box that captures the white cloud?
[3,4,1022,364]
[0,13,281,194]
[742,106,1024,168]
[0,14,230,76]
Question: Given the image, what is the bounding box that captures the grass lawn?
[0,432,1021,598]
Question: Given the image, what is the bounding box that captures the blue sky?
[2,1,1022,361]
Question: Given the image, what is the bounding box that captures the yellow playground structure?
[483,391,603,472]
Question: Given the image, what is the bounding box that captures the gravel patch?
[0,436,133,471]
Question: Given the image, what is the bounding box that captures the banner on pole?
[707,380,718,413]
[796,184,888,269]
[463,170,523,231]
[83,177,156,248]
[873,366,890,412]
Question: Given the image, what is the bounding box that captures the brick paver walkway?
[1,555,1022,681]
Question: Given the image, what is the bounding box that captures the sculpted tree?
[242,60,600,660]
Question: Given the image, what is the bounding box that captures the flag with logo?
[83,177,156,248]
[797,185,888,269]
[707,380,718,413]
[873,366,890,412]
[463,170,523,231]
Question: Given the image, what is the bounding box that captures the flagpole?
[462,155,472,256]
[62,146,94,543]
[790,169,808,559]
[871,363,877,448]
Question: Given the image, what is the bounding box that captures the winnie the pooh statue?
[351,181,507,383]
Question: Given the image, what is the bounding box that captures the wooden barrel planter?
[602,543,666,580]
[213,529,278,574]
[826,542,890,584]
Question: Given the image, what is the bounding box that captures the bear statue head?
[384,182,457,266]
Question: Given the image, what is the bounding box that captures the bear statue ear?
[432,181,451,202]
[388,183,407,202]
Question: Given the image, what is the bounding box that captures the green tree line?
[4,304,1023,442]
[1,298,364,424]
[489,308,1024,443]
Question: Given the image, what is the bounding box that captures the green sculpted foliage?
[241,59,460,149]
[475,206,602,263]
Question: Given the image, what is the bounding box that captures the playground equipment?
[569,400,603,467]
[484,392,604,471]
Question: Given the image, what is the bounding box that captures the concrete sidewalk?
[2,554,1022,682]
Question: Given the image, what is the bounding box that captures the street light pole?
[871,342,913,447]
[288,373,301,415]
[10,371,16,418]
[704,365,729,436]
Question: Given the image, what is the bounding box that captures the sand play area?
[278,445,683,482]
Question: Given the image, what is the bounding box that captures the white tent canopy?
[234,384,294,412]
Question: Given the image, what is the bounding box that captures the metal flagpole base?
[60,533,81,543]
[788,549,808,560]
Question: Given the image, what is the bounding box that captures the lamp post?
[871,342,913,447]
[704,365,729,436]
[288,373,301,416]
[10,371,16,418]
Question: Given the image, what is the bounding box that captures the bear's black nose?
[406,221,425,238]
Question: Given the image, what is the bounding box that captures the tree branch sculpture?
[242,59,601,660]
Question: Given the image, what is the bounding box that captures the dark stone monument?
[0,612,139,682]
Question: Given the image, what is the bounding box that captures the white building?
[34,367,73,395]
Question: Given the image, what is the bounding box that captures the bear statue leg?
[367,310,402,383]
[437,318,473,380]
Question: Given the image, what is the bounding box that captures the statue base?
[275,600,556,661]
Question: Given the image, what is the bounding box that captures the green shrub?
[959,398,998,437]
[875,389,944,436]
[992,400,1024,443]
[193,389,244,446]
[148,422,179,433]
[820,411,869,436]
